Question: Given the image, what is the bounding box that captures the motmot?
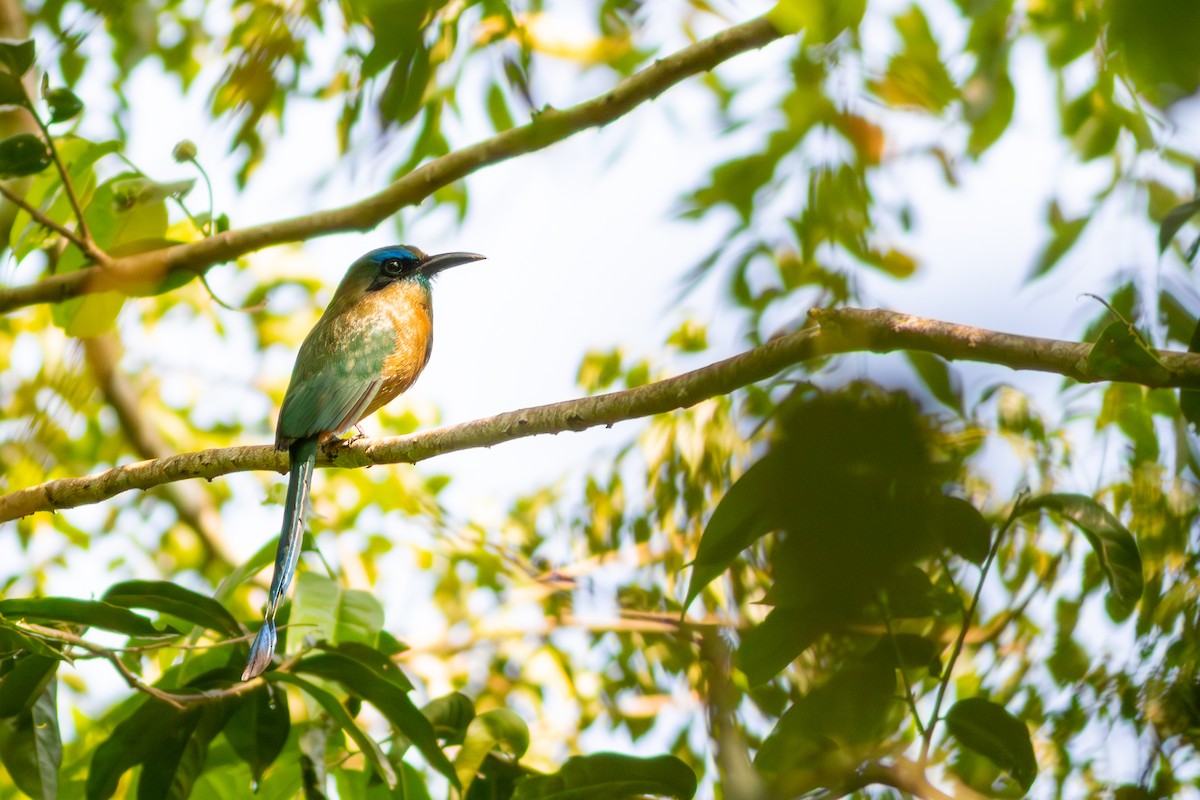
[242,245,485,681]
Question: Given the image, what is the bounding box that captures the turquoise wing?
[276,319,393,445]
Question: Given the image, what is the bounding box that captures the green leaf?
[867,5,958,113]
[423,692,477,745]
[45,87,83,123]
[1086,321,1172,383]
[49,170,172,335]
[513,753,696,800]
[0,598,177,638]
[268,673,396,789]
[736,607,821,686]
[945,697,1037,792]
[288,570,385,654]
[0,655,58,718]
[87,698,195,800]
[454,709,530,796]
[0,680,60,800]
[1023,494,1144,618]
[1158,199,1200,255]
[293,646,456,787]
[965,70,1014,157]
[755,660,898,780]
[0,133,50,176]
[138,701,235,800]
[0,71,27,106]
[222,685,290,783]
[767,0,866,44]
[1028,201,1088,280]
[0,39,35,75]
[102,580,241,638]
[932,495,991,565]
[485,82,515,132]
[10,137,118,261]
[0,618,67,660]
[905,351,963,415]
[684,455,787,611]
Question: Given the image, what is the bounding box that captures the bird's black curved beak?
[420,251,486,277]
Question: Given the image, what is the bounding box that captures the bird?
[242,244,485,681]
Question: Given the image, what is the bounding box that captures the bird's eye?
[382,258,403,276]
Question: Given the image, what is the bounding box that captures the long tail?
[243,437,318,680]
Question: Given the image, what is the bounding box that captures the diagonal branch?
[0,15,785,315]
[6,307,1200,523]
[81,334,238,568]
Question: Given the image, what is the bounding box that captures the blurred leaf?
[423,692,477,745]
[1108,0,1200,106]
[455,709,530,795]
[965,69,1014,157]
[0,598,178,638]
[945,697,1037,792]
[1087,321,1171,383]
[737,607,821,686]
[102,580,241,638]
[1023,494,1144,617]
[0,71,27,106]
[767,0,866,44]
[868,5,958,113]
[0,680,59,800]
[1181,319,1200,431]
[45,87,83,123]
[223,684,290,783]
[268,673,396,789]
[1158,199,1200,255]
[931,495,991,565]
[905,351,962,415]
[513,753,696,800]
[1028,201,1088,280]
[0,39,35,75]
[684,455,787,611]
[0,133,50,176]
[756,659,898,785]
[0,656,58,718]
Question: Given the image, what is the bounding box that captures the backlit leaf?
[1022,494,1143,618]
[945,697,1037,792]
[513,753,696,800]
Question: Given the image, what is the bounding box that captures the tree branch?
[0,15,785,315]
[5,306,1200,522]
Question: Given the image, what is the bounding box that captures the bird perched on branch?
[242,245,485,681]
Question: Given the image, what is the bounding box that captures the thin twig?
[21,622,187,710]
[878,592,927,737]
[0,180,85,251]
[920,495,1027,766]
[26,90,92,249]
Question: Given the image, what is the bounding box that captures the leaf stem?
[878,592,926,737]
[23,84,96,253]
[919,493,1027,766]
